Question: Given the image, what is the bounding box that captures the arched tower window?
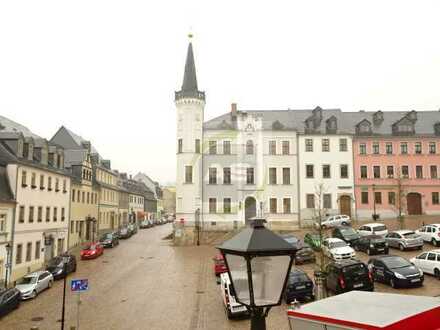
[246,140,254,155]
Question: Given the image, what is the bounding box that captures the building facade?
[134,172,160,220]
[162,186,176,215]
[95,163,120,234]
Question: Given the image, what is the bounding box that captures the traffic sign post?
[71,279,89,330]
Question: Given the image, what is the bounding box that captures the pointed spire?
[175,35,205,101]
[182,42,198,92]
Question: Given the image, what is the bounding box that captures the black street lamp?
[217,218,297,330]
[4,243,11,288]
[372,184,379,221]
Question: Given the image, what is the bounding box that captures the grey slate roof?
[0,115,41,138]
[203,108,440,135]
[0,166,14,203]
[182,42,198,93]
[0,141,18,166]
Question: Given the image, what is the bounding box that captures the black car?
[118,226,131,239]
[0,288,20,317]
[46,254,77,280]
[332,226,361,246]
[281,235,316,264]
[99,232,119,248]
[352,235,389,255]
[284,269,314,303]
[368,255,424,288]
[325,259,374,295]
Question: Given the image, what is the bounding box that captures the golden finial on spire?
[188,26,193,40]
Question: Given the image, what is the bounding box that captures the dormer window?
[23,143,29,159]
[373,111,384,125]
[356,119,372,135]
[434,122,440,136]
[326,116,337,134]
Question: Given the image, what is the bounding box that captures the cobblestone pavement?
[2,216,440,330]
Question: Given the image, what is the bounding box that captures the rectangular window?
[0,213,5,232]
[433,192,440,205]
[246,140,254,155]
[361,191,369,204]
[63,179,66,192]
[306,165,314,178]
[270,198,277,213]
[71,220,75,234]
[322,139,330,152]
[322,165,331,179]
[282,168,290,184]
[209,141,217,155]
[31,172,36,188]
[246,168,254,184]
[48,177,52,190]
[16,244,22,264]
[375,192,382,204]
[223,167,231,184]
[429,142,436,154]
[209,168,217,184]
[372,143,380,154]
[387,166,394,178]
[359,144,366,155]
[55,178,59,192]
[416,166,423,179]
[26,242,32,262]
[305,139,313,152]
[269,140,277,155]
[431,166,438,179]
[37,206,42,222]
[339,138,347,152]
[323,194,332,209]
[178,139,183,153]
[340,165,348,179]
[82,191,85,203]
[87,192,90,204]
[35,241,41,260]
[77,190,80,202]
[400,142,408,154]
[306,194,315,209]
[72,189,76,202]
[223,198,231,213]
[223,141,231,155]
[269,168,277,184]
[415,142,422,154]
[195,139,200,153]
[46,207,50,222]
[19,206,25,223]
[386,143,393,155]
[360,166,368,179]
[283,198,291,213]
[209,198,217,213]
[53,207,57,222]
[401,166,409,178]
[61,208,65,221]
[21,170,27,187]
[373,166,381,179]
[185,166,193,183]
[282,141,290,155]
[388,192,396,205]
[28,206,34,223]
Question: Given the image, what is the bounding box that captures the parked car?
[46,254,77,279]
[416,224,440,247]
[281,235,316,264]
[213,253,228,276]
[358,223,388,237]
[332,226,360,246]
[410,250,440,279]
[15,271,53,300]
[315,215,351,229]
[0,288,20,316]
[352,235,389,255]
[80,243,104,260]
[99,232,119,248]
[128,223,138,234]
[385,230,423,251]
[304,233,323,251]
[368,255,424,288]
[139,220,151,229]
[284,268,314,303]
[219,272,248,319]
[325,259,374,295]
[119,226,132,239]
[322,238,356,261]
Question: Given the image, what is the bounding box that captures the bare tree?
[312,183,329,273]
[396,173,407,230]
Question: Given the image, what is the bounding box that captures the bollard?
[314,270,328,301]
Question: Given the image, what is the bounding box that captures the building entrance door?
[44,237,54,262]
[339,195,351,217]
[407,193,422,215]
[244,197,257,225]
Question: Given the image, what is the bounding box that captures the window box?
[31,185,37,189]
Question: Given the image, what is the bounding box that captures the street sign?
[71,279,89,292]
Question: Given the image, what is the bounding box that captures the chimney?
[231,103,237,120]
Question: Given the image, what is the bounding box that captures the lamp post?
[372,184,378,221]
[4,243,11,288]
[217,218,297,330]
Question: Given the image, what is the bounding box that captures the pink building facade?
[354,116,440,220]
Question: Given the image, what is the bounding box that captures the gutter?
[8,164,19,286]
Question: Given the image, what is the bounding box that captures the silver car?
[385,230,424,251]
[15,270,53,300]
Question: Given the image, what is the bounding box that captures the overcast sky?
[1,1,439,184]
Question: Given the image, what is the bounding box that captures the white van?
[220,272,248,319]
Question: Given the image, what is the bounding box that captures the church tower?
[175,36,205,228]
